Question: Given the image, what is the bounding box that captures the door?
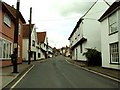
[76,49,77,60]
[34,52,36,61]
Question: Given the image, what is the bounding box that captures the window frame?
[32,40,35,47]
[0,39,2,58]
[109,42,119,64]
[80,44,82,53]
[19,23,21,35]
[108,11,118,35]
[0,38,12,60]
[18,45,20,57]
[4,13,11,27]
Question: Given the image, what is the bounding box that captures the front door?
[34,52,36,61]
[76,49,77,60]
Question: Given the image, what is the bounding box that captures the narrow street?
[12,55,119,88]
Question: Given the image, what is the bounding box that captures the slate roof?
[37,32,46,43]
[2,2,26,23]
[98,0,120,22]
[23,24,34,39]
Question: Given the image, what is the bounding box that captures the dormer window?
[4,13,11,27]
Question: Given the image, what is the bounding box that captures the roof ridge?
[3,2,16,18]
[3,1,26,23]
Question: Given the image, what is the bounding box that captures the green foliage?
[83,48,102,66]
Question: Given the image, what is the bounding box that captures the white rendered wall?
[82,19,101,52]
[101,15,120,70]
[118,9,120,69]
[31,27,37,52]
[70,1,109,61]
[22,39,29,61]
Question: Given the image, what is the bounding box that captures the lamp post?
[12,0,20,73]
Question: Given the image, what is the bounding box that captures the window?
[0,39,12,59]
[110,42,119,64]
[3,41,6,58]
[19,23,21,35]
[108,12,117,34]
[18,46,20,57]
[32,40,35,47]
[6,43,9,58]
[9,43,11,58]
[38,53,41,58]
[0,39,2,58]
[4,13,11,27]
[80,44,82,53]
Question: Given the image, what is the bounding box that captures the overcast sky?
[2,0,114,48]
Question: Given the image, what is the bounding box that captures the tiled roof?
[98,0,120,22]
[23,24,34,39]
[37,32,46,43]
[3,2,26,23]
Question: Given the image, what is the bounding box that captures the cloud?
[52,0,95,17]
[4,0,115,49]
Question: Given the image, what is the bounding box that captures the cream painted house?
[68,0,109,61]
[37,32,48,59]
[22,24,40,61]
[98,0,120,70]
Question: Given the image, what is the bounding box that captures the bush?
[83,48,102,66]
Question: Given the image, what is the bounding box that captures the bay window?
[0,38,12,59]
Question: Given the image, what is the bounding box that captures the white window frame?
[108,12,118,34]
[18,46,20,57]
[19,23,21,35]
[0,39,2,58]
[4,13,11,27]
[0,37,12,60]
[110,42,119,64]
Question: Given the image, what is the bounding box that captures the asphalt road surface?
[13,55,119,88]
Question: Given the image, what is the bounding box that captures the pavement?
[0,62,35,89]
[0,57,120,89]
[65,57,120,82]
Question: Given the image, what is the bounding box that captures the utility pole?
[46,37,48,58]
[28,7,32,64]
[13,0,20,73]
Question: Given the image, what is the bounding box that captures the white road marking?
[10,65,35,89]
[65,59,120,83]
